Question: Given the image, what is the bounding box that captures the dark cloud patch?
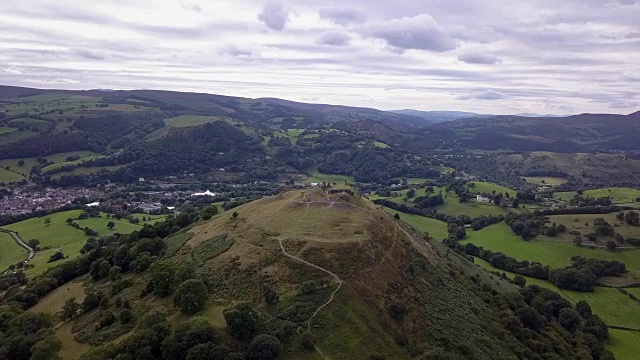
[458,52,500,65]
[458,90,506,100]
[315,31,351,46]
[364,14,457,52]
[258,1,291,31]
[72,48,108,60]
[220,45,254,57]
[318,7,367,26]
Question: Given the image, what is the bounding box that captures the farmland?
[42,154,106,174]
[0,167,25,183]
[0,126,16,135]
[381,207,449,240]
[305,167,354,187]
[0,231,28,271]
[554,187,640,204]
[1,210,166,276]
[548,212,640,241]
[51,165,126,179]
[465,181,517,197]
[524,176,568,185]
[0,150,98,179]
[164,115,234,127]
[460,223,640,273]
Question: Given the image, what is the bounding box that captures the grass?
[607,329,640,360]
[373,141,389,148]
[473,257,640,330]
[524,176,568,185]
[460,223,640,273]
[267,129,306,145]
[0,231,28,270]
[305,167,354,188]
[555,187,640,204]
[548,212,640,241]
[381,207,449,240]
[0,128,39,145]
[0,167,25,183]
[42,154,106,174]
[164,115,232,127]
[465,181,516,197]
[51,165,125,179]
[191,235,234,266]
[8,118,52,130]
[0,127,16,135]
[0,151,97,178]
[2,210,163,276]
[31,280,86,314]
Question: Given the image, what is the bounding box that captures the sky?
[0,0,638,115]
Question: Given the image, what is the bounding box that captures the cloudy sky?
[0,0,638,115]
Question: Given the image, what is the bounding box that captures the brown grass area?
[56,321,92,360]
[32,279,86,314]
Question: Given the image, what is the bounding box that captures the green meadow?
[0,232,29,271]
[2,210,166,276]
[305,167,354,188]
[465,181,517,197]
[0,168,25,183]
[460,223,640,273]
[381,207,449,240]
[524,176,568,185]
[555,187,640,204]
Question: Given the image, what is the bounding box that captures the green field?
[524,176,568,185]
[42,154,105,174]
[373,141,389,148]
[52,165,125,179]
[267,128,306,145]
[0,232,28,270]
[0,167,25,183]
[460,223,640,273]
[8,118,52,130]
[0,151,98,177]
[2,210,166,276]
[465,181,516,197]
[548,212,640,240]
[381,207,449,240]
[555,187,640,204]
[607,329,640,360]
[0,127,16,135]
[305,167,354,188]
[0,94,103,116]
[0,128,39,145]
[164,115,233,127]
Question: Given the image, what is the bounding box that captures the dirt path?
[278,238,342,359]
[0,229,34,272]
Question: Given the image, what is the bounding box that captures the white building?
[476,195,492,203]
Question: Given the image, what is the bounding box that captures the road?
[0,228,34,272]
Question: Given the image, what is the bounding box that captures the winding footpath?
[0,229,34,272]
[277,238,342,359]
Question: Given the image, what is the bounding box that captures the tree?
[263,285,278,304]
[576,300,592,318]
[174,279,208,314]
[28,238,40,250]
[17,160,24,166]
[186,343,229,360]
[119,308,133,323]
[558,308,582,333]
[388,302,408,321]
[513,275,527,288]
[30,336,62,360]
[61,297,80,321]
[223,302,259,340]
[624,211,639,226]
[512,199,520,209]
[109,266,122,281]
[44,217,52,226]
[246,334,283,360]
[606,241,617,251]
[162,317,218,360]
[175,261,197,284]
[149,260,177,297]
[107,221,116,230]
[47,251,65,263]
[66,218,73,224]
[393,213,400,220]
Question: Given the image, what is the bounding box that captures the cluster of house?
[0,186,101,215]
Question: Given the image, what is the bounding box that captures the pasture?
[305,167,354,187]
[381,207,449,240]
[460,223,640,273]
[548,212,640,241]
[0,167,25,183]
[524,176,568,185]
[0,151,98,178]
[465,181,516,197]
[373,141,389,148]
[0,126,16,135]
[164,115,234,127]
[0,232,28,270]
[42,154,106,174]
[2,210,165,276]
[554,187,640,204]
[473,257,640,359]
[8,118,53,131]
[51,165,125,179]
[0,128,39,145]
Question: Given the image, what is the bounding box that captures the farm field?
[373,141,389,148]
[0,126,16,134]
[554,187,640,204]
[380,207,449,240]
[164,115,233,127]
[265,128,306,145]
[2,210,165,276]
[305,167,354,188]
[0,151,98,177]
[52,165,125,179]
[0,231,28,271]
[0,128,39,145]
[8,118,52,130]
[460,223,640,273]
[548,212,640,241]
[473,257,640,359]
[0,94,102,115]
[465,181,516,197]
[42,154,106,173]
[524,176,568,185]
[0,167,25,183]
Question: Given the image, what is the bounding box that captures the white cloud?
[363,14,457,52]
[257,1,291,31]
[458,90,506,100]
[315,31,351,46]
[318,7,367,26]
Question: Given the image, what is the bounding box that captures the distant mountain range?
[393,109,567,123]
